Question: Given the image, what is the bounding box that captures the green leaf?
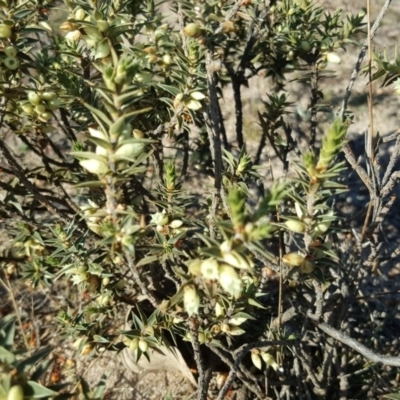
[247,298,267,309]
[92,374,108,399]
[16,347,52,374]
[118,138,155,145]
[13,9,34,19]
[136,255,160,267]
[30,356,55,382]
[382,393,400,400]
[70,151,108,163]
[73,181,104,188]
[0,384,7,398]
[93,335,110,343]
[0,346,15,364]
[79,100,113,127]
[231,311,256,321]
[87,136,112,150]
[124,106,153,121]
[24,381,58,398]
[158,84,181,96]
[0,316,16,349]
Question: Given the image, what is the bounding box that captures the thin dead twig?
[339,0,392,120]
[188,319,208,400]
[125,253,159,309]
[207,345,263,399]
[214,339,296,400]
[0,276,30,350]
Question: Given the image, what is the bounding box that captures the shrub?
[0,0,399,399]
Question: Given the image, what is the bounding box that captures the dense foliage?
[0,0,399,399]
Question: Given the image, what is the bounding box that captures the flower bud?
[60,21,78,32]
[42,91,57,101]
[97,293,110,306]
[300,40,311,52]
[138,338,148,352]
[282,252,305,267]
[183,285,200,316]
[94,39,111,59]
[294,202,303,219]
[261,352,281,371]
[133,129,145,138]
[129,338,139,351]
[220,323,231,333]
[200,258,219,280]
[215,302,224,317]
[251,350,262,370]
[394,78,400,95]
[301,259,315,274]
[64,29,81,44]
[38,111,53,122]
[74,8,85,20]
[47,99,61,111]
[169,220,183,229]
[0,24,12,39]
[215,372,228,389]
[184,99,202,111]
[218,264,242,298]
[97,20,109,32]
[326,52,341,64]
[20,103,34,115]
[162,54,172,65]
[285,219,305,233]
[198,332,206,344]
[35,104,46,114]
[219,240,232,254]
[228,316,247,326]
[222,20,236,33]
[81,343,95,355]
[7,385,24,400]
[151,210,169,226]
[4,46,17,57]
[3,56,19,70]
[28,92,42,105]
[182,23,202,38]
[190,91,205,101]
[222,251,253,270]
[80,159,109,175]
[188,259,202,276]
[113,142,145,160]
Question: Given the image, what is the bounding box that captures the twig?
[0,139,70,221]
[342,144,373,190]
[125,253,159,309]
[208,344,263,399]
[161,260,180,290]
[0,277,30,350]
[309,63,319,147]
[339,0,392,119]
[381,171,400,198]
[338,347,349,400]
[361,0,377,241]
[296,345,324,394]
[215,339,296,400]
[188,319,208,400]
[381,134,400,189]
[312,319,400,367]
